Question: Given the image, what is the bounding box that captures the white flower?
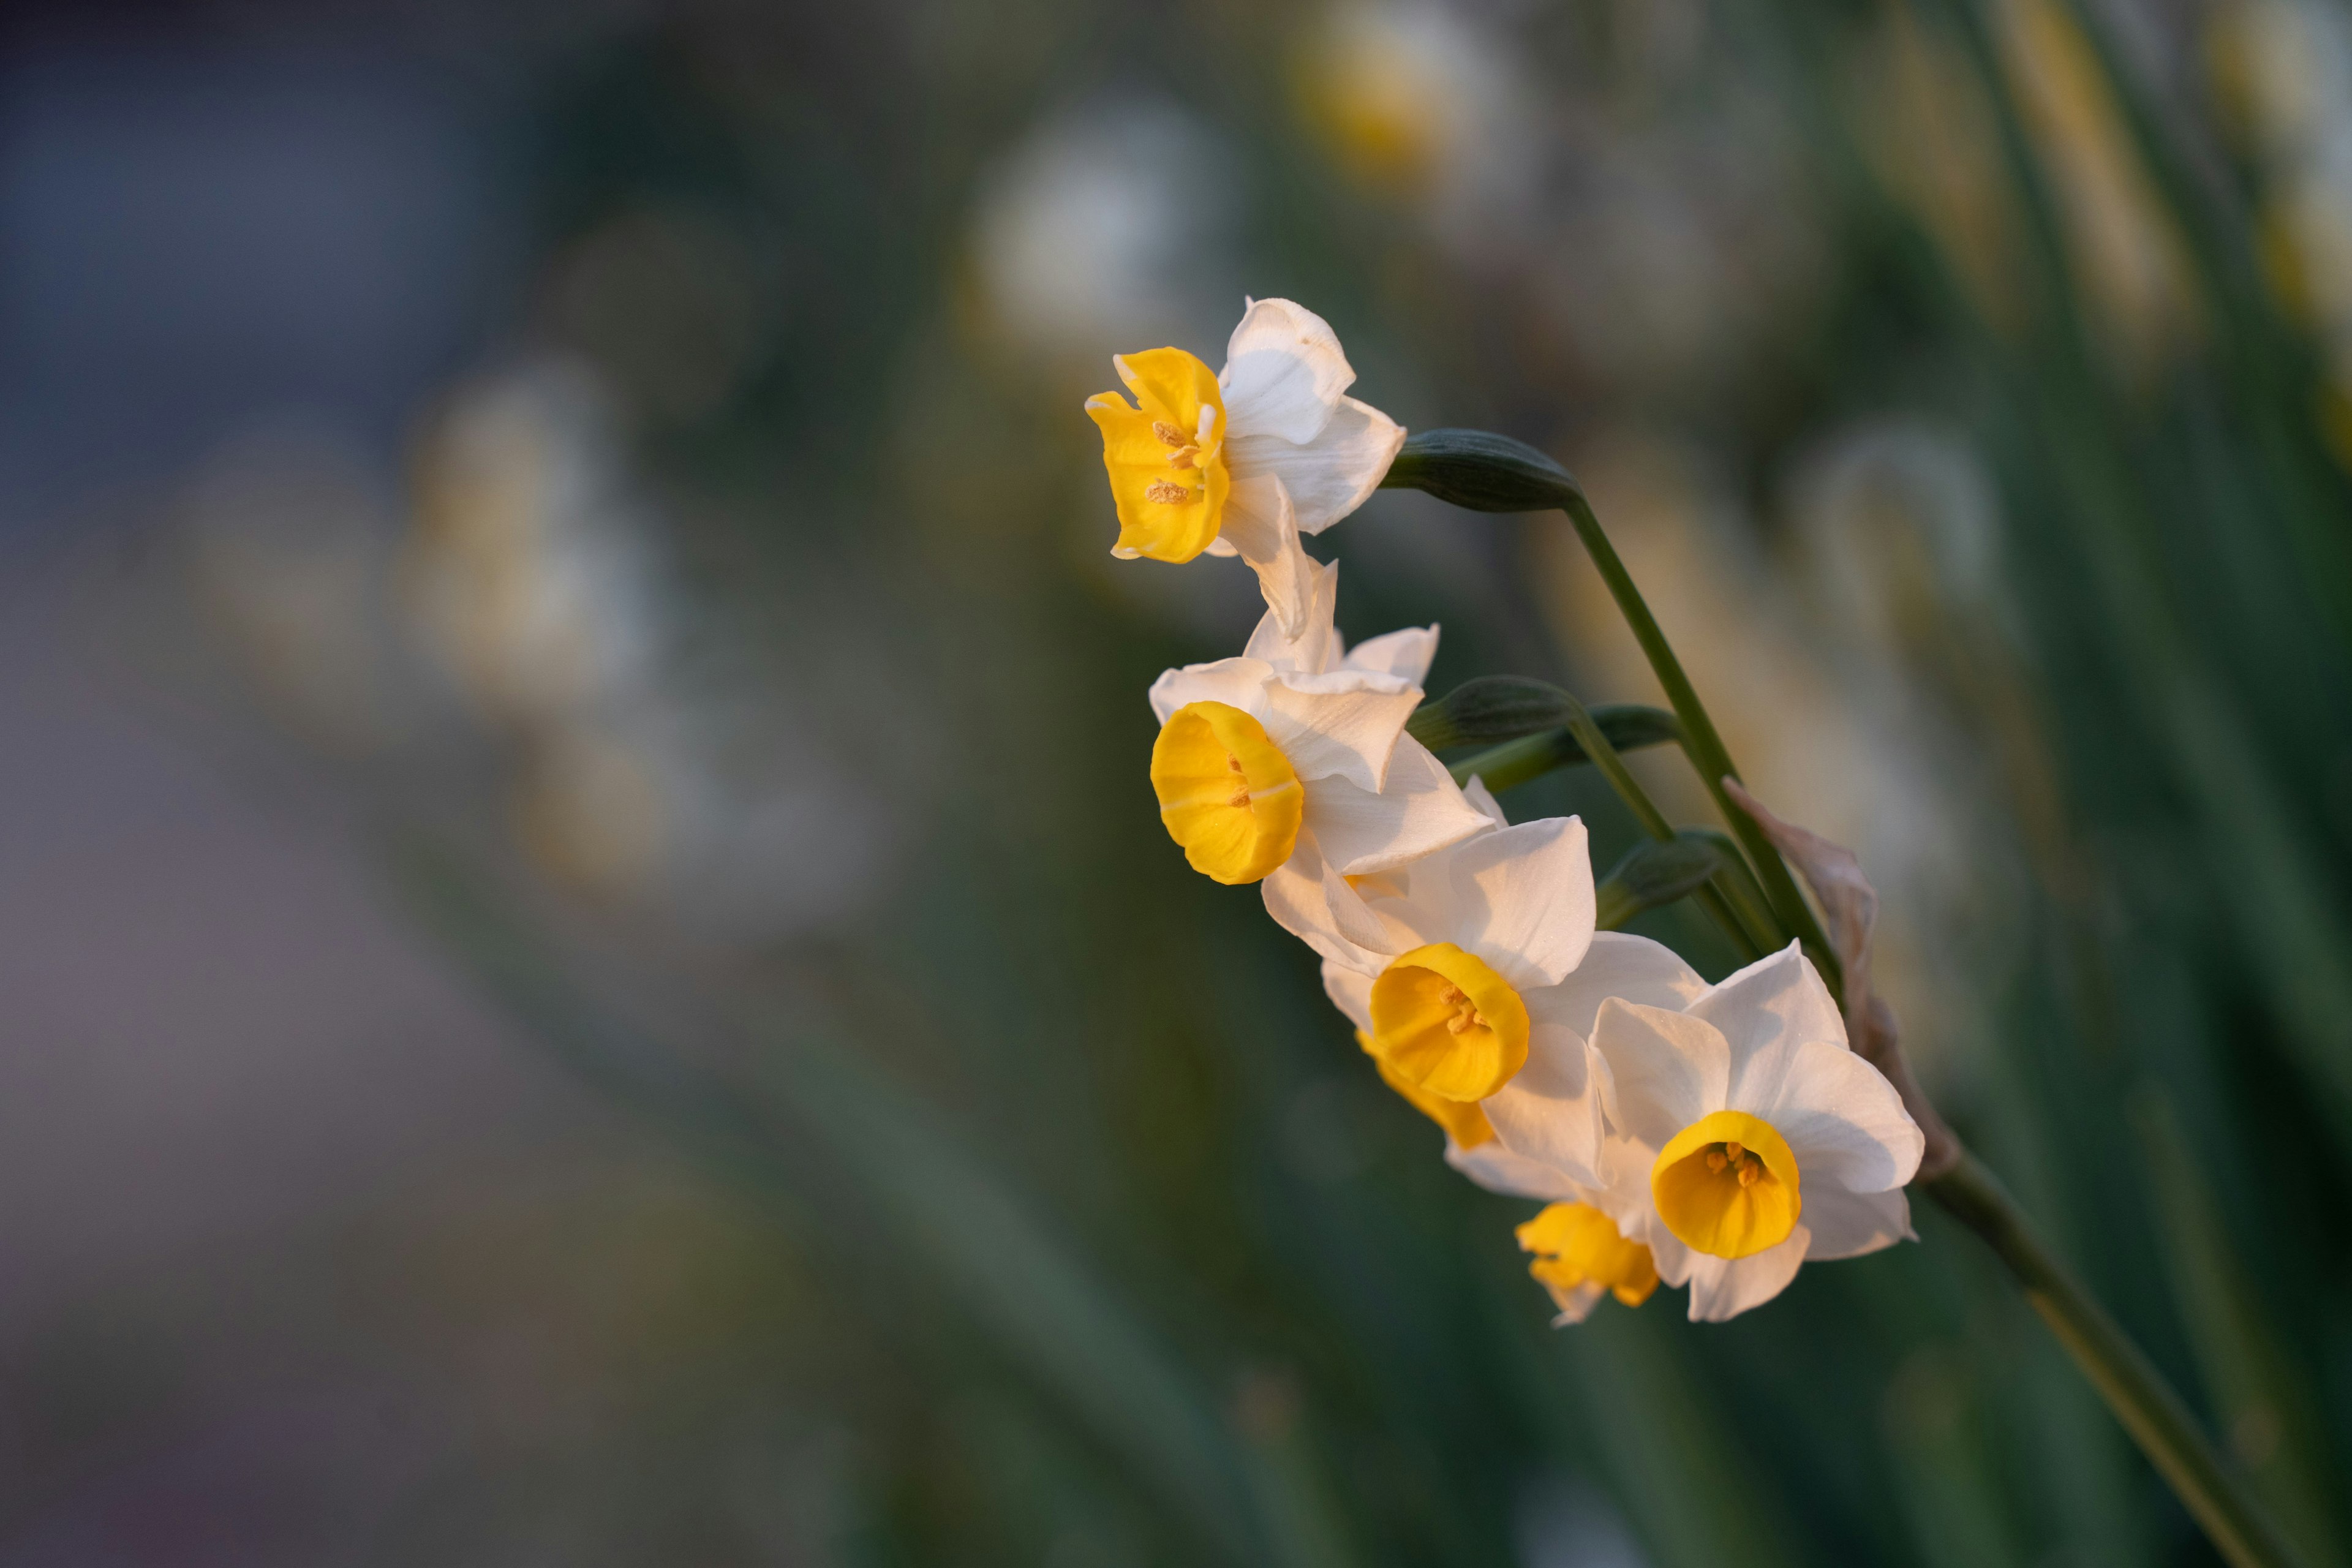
[1085,298,1406,636]
[1281,781,1602,1114]
[1565,944,1924,1322]
[1147,554,1488,884]
[1324,934,1683,1328]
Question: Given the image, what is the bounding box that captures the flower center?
[1368,943,1531,1102]
[1084,347,1229,563]
[1149,701,1303,884]
[1515,1202,1659,1308]
[1651,1110,1803,1260]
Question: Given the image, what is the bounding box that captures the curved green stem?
[1384,432,1841,993]
[1551,679,1770,962]
[1926,1155,2307,1568]
[1386,429,2304,1568]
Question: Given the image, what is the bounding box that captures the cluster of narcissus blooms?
[1091,300,1926,1323]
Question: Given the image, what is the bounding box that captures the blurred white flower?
[1295,1,1539,249]
[402,361,897,940]
[970,100,1238,360]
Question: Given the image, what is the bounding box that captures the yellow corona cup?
[1150,700,1303,884]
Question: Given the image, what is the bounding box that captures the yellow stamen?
[1651,1111,1802,1259]
[1150,701,1303,884]
[1085,348,1230,562]
[1368,943,1531,1101]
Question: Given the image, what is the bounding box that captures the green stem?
[1388,429,2304,1568]
[1384,432,1841,992]
[1926,1154,2307,1568]
[1551,680,1769,962]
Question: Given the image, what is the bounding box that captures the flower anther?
[1369,941,1531,1102]
[1651,1109,1802,1260]
[1085,349,1230,564]
[1150,700,1304,884]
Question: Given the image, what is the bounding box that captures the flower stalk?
[1926,1155,2307,1568]
[1382,431,1842,992]
[1384,426,2306,1568]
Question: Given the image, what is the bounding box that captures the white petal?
[1219,475,1318,641]
[1446,1139,1589,1202]
[1321,959,1373,1033]
[1344,624,1439,685]
[1482,1023,1605,1188]
[1219,297,1354,445]
[1683,1229,1810,1322]
[1390,816,1595,991]
[1589,998,1730,1150]
[1229,394,1406,535]
[1521,932,1708,1038]
[1300,737,1493,875]
[1800,1185,1916,1259]
[1147,657,1275,726]
[1242,555,1341,674]
[1202,536,1238,557]
[1687,943,1847,1083]
[1262,831,1411,973]
[1461,774,1509,827]
[1734,1039,1923,1193]
[1262,670,1421,793]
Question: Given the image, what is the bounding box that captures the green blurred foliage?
[341,0,2352,1561]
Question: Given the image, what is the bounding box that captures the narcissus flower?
[1580,944,1924,1321]
[1279,786,1599,1113]
[1147,556,1488,885]
[1335,960,1664,1326]
[1516,1199,1660,1324]
[1085,298,1405,636]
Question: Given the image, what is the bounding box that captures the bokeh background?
[5,0,2351,1562]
